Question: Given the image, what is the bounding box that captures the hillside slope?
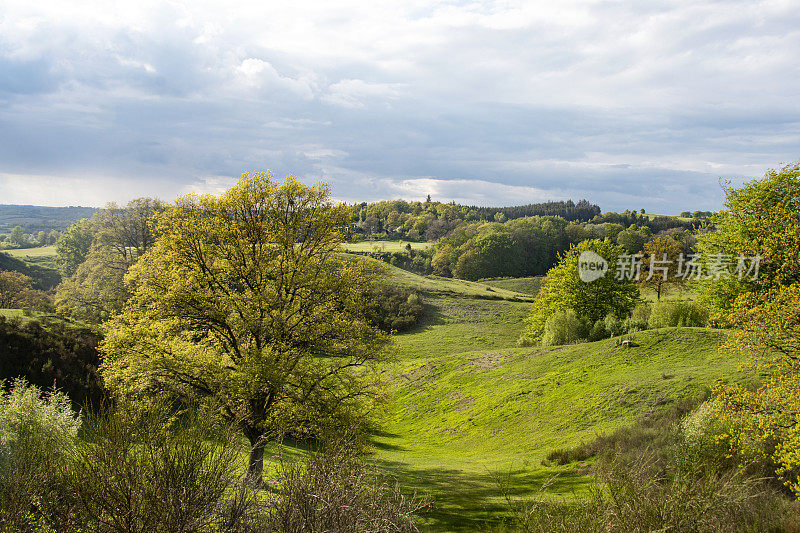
[366,268,742,531]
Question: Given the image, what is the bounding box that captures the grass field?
[365,257,534,302]
[4,245,58,258]
[0,308,24,319]
[3,245,59,270]
[352,266,743,531]
[343,241,432,253]
[480,277,542,297]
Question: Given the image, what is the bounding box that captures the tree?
[519,239,639,345]
[616,225,652,254]
[640,235,684,301]
[9,226,26,247]
[701,162,800,494]
[56,218,96,277]
[100,173,390,484]
[697,162,800,318]
[55,198,164,322]
[0,270,33,308]
[713,284,800,495]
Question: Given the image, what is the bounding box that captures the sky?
[0,0,798,214]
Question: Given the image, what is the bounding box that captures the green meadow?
[360,266,741,531]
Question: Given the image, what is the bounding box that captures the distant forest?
[0,205,99,233]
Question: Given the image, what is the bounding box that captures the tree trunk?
[657,280,662,302]
[245,430,266,487]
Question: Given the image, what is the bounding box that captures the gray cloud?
[0,0,798,213]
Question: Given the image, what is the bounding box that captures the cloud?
[0,0,798,213]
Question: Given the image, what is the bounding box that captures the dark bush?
[364,286,425,333]
[0,317,104,409]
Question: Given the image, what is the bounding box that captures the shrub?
[0,378,81,531]
[648,301,709,328]
[364,285,425,333]
[629,302,652,330]
[0,317,104,409]
[70,403,259,533]
[517,394,799,533]
[541,309,588,346]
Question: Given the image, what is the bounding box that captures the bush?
[541,309,589,346]
[364,285,425,333]
[648,301,709,328]
[70,403,258,533]
[0,379,81,531]
[0,317,104,409]
[516,394,800,532]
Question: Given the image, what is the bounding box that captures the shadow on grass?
[373,456,591,532]
[399,301,446,335]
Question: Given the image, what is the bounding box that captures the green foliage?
[101,172,390,483]
[697,161,800,318]
[70,403,258,533]
[350,199,600,241]
[55,198,164,322]
[520,239,639,345]
[541,309,588,346]
[363,285,425,333]
[267,434,427,532]
[0,270,52,311]
[615,224,652,254]
[648,301,709,328]
[434,216,571,281]
[55,218,95,277]
[0,379,81,531]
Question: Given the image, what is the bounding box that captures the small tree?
[9,226,26,247]
[519,239,639,345]
[101,173,390,484]
[640,235,684,301]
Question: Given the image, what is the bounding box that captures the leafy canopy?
[520,239,639,344]
[100,172,390,482]
[697,161,800,318]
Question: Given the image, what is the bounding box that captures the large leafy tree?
[55,218,96,277]
[100,173,390,484]
[519,239,639,345]
[702,162,800,494]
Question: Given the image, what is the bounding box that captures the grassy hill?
[354,265,743,531]
[361,256,534,303]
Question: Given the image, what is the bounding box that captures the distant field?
[4,245,57,259]
[4,245,59,271]
[480,276,543,297]
[343,240,431,253]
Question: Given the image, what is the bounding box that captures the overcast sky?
[0,0,798,213]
